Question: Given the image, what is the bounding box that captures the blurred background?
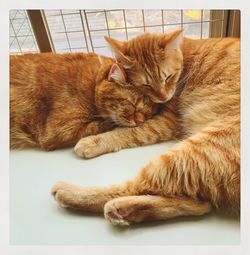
[9,9,240,56]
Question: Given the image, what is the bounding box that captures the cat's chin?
[152,98,170,103]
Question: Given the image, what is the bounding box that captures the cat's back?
[10,52,107,148]
[177,37,240,136]
[10,52,101,87]
[10,52,105,103]
[182,37,240,86]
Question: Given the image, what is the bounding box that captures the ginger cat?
[10,53,158,150]
[52,30,240,226]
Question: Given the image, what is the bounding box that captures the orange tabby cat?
[52,31,240,226]
[10,53,158,150]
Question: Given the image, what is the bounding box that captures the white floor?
[10,142,240,245]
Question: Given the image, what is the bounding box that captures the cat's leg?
[51,182,211,225]
[74,105,178,158]
[53,118,239,218]
[51,181,132,212]
[129,118,240,214]
[104,196,212,226]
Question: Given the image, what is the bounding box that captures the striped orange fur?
[10,53,158,150]
[53,31,240,226]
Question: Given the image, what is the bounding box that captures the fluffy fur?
[10,53,158,150]
[51,31,240,225]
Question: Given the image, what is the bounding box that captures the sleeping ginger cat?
[52,30,240,226]
[10,53,158,150]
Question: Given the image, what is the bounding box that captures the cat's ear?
[108,63,126,84]
[104,36,134,68]
[160,29,184,50]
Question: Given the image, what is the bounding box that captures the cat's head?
[95,63,158,127]
[105,30,183,103]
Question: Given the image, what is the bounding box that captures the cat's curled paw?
[74,135,116,158]
[104,199,131,226]
[51,181,73,195]
[51,181,80,208]
[104,196,148,226]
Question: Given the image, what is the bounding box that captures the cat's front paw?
[74,135,104,158]
[75,134,120,158]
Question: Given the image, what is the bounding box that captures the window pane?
[67,32,86,48]
[51,33,70,51]
[183,10,202,23]
[163,10,182,24]
[108,29,127,41]
[90,30,109,48]
[127,27,145,39]
[10,9,214,55]
[106,11,125,29]
[86,11,107,30]
[45,13,66,33]
[45,10,88,52]
[144,10,162,26]
[63,13,83,32]
[9,10,38,54]
[183,23,201,38]
[94,47,112,56]
[125,10,143,28]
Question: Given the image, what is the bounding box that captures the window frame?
[13,9,241,54]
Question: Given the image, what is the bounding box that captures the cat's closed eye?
[142,84,152,90]
[165,74,173,83]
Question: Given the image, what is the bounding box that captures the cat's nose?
[152,90,168,103]
[158,90,168,101]
[135,113,145,126]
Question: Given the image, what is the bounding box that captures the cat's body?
[10,52,158,150]
[52,33,240,225]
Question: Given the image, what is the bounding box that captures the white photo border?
[1,0,249,254]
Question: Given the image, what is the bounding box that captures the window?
[9,9,240,55]
[9,10,39,54]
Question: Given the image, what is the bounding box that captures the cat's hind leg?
[104,195,212,226]
[51,182,211,226]
[51,181,132,213]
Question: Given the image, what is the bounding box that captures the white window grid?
[10,9,225,55]
[9,10,39,54]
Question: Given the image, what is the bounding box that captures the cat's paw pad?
[104,199,138,226]
[74,136,103,158]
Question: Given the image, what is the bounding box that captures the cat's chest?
[177,94,220,137]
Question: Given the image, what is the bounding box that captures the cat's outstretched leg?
[51,181,133,212]
[74,104,178,158]
[104,196,212,226]
[51,182,211,226]
[52,118,239,222]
